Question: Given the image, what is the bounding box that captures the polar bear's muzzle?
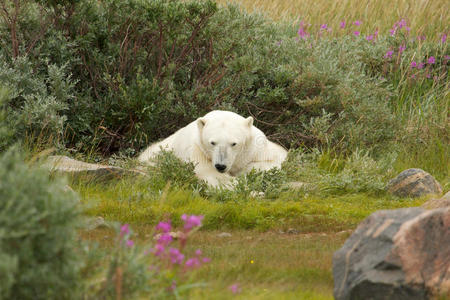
[212,146,231,173]
[214,164,227,173]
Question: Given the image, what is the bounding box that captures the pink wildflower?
[398,45,406,53]
[427,56,436,64]
[157,233,173,245]
[120,224,130,235]
[353,31,360,36]
[181,214,204,230]
[410,61,417,68]
[126,239,134,247]
[366,34,374,41]
[441,34,447,43]
[384,50,394,59]
[169,248,185,264]
[340,21,346,29]
[156,221,171,233]
[417,62,425,69]
[229,284,241,294]
[185,257,201,268]
[297,22,309,40]
[153,244,165,256]
[353,20,362,26]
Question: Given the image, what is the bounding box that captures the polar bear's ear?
[245,116,253,128]
[197,118,206,130]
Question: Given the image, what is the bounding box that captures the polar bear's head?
[197,114,253,173]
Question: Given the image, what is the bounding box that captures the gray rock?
[43,155,146,181]
[333,207,450,300]
[85,216,109,230]
[386,168,442,198]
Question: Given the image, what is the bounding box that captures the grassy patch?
[81,227,348,300]
[76,175,427,232]
[216,0,449,39]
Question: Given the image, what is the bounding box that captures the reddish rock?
[422,191,450,209]
[333,207,450,300]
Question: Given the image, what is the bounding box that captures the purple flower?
[156,221,171,233]
[353,20,362,26]
[353,31,360,36]
[426,73,431,78]
[427,56,436,64]
[120,224,130,235]
[417,62,425,69]
[185,257,201,268]
[297,22,309,40]
[441,34,447,43]
[340,21,346,29]
[229,284,241,294]
[195,249,202,256]
[126,239,134,247]
[398,45,406,53]
[366,35,374,41]
[320,24,328,30]
[153,244,165,256]
[444,55,450,62]
[157,233,173,245]
[389,28,396,36]
[410,61,417,68]
[181,214,204,230]
[397,19,406,29]
[384,50,394,59]
[202,257,211,263]
[169,248,185,264]
[411,74,416,79]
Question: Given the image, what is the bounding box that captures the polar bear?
[138,110,287,187]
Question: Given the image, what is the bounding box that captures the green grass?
[216,0,449,39]
[76,176,427,232]
[81,227,348,300]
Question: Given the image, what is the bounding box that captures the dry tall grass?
[216,0,449,39]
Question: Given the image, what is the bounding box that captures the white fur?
[138,110,287,187]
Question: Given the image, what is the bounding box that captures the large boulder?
[333,207,450,300]
[386,168,443,198]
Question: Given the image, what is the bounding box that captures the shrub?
[0,0,404,156]
[283,148,397,196]
[0,86,14,150]
[145,150,206,191]
[0,149,81,300]
[0,56,74,148]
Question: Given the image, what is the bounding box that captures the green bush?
[0,56,74,148]
[0,149,82,299]
[283,148,396,196]
[0,0,406,156]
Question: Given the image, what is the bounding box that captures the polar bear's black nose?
[215,164,227,173]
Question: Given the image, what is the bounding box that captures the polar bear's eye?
[210,141,216,146]
[231,143,237,147]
